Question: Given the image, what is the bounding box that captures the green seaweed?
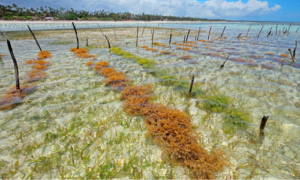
[48,40,74,45]
[201,94,232,113]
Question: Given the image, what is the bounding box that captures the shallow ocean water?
[0,22,300,179]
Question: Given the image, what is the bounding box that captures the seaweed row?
[0,50,52,110]
[111,47,252,135]
[24,50,52,82]
[150,36,291,66]
[120,85,227,179]
[69,47,130,88]
[89,59,227,179]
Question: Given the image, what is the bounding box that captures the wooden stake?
[113,30,117,39]
[97,24,105,37]
[259,115,269,143]
[275,24,278,35]
[183,35,186,43]
[237,33,242,38]
[141,23,147,35]
[220,56,229,69]
[246,25,252,37]
[7,40,20,92]
[293,40,297,58]
[197,27,201,41]
[72,22,79,49]
[169,34,172,45]
[287,23,291,35]
[188,74,195,98]
[267,30,271,37]
[136,27,139,46]
[152,28,154,45]
[208,26,212,40]
[257,25,264,38]
[105,35,111,49]
[86,38,88,47]
[288,48,295,62]
[296,27,299,33]
[186,29,190,42]
[27,25,42,52]
[221,26,226,37]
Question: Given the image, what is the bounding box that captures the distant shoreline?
[0,20,229,24]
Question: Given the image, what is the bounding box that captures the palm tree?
[12,3,17,10]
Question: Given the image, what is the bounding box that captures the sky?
[0,0,299,22]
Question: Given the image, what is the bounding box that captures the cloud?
[202,0,281,17]
[0,0,281,18]
[80,0,281,18]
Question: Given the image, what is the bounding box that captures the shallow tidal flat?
[0,25,300,179]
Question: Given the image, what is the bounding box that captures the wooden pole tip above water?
[259,116,269,135]
[7,39,20,92]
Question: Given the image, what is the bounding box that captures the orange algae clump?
[161,50,170,54]
[145,48,152,51]
[176,46,181,49]
[86,61,93,66]
[25,59,50,66]
[180,55,191,60]
[100,67,116,77]
[0,85,36,110]
[70,47,78,52]
[121,84,153,115]
[94,61,109,71]
[120,84,227,179]
[153,42,160,45]
[177,43,184,46]
[141,45,148,48]
[77,53,89,58]
[281,53,289,57]
[266,52,273,55]
[160,44,167,47]
[74,48,88,54]
[199,39,206,42]
[0,54,6,58]
[152,49,158,52]
[104,71,129,87]
[26,69,47,80]
[32,64,47,70]
[172,42,177,44]
[182,47,190,51]
[38,50,52,59]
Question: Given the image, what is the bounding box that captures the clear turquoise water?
[0,22,299,179]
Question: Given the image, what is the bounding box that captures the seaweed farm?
[0,22,300,179]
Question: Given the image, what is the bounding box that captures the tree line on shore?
[0,3,225,21]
